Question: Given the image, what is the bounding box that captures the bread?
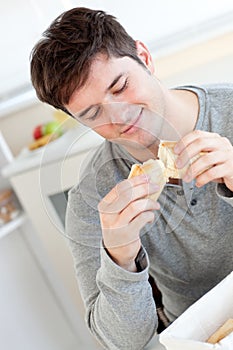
[158,141,182,179]
[128,159,168,201]
[207,319,233,344]
[128,140,205,202]
[158,140,205,179]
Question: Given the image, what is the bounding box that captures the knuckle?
[207,167,217,180]
[195,137,204,147]
[147,198,156,207]
[193,130,202,136]
[130,201,138,212]
[131,199,146,212]
[142,211,154,221]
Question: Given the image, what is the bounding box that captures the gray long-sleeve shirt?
[65,84,233,349]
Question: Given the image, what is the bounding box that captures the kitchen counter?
[2,125,104,178]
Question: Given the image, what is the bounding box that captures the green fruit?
[44,121,63,136]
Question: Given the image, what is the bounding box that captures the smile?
[120,108,143,135]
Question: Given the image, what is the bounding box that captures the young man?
[31,7,233,350]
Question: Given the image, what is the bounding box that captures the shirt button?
[190,198,197,206]
[177,190,184,196]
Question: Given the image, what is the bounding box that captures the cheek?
[127,79,152,105]
[93,124,116,139]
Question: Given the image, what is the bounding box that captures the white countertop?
[2,126,104,178]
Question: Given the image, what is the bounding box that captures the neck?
[123,143,159,163]
[161,88,199,140]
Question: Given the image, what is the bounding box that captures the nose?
[103,102,140,124]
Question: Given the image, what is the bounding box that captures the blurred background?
[0,1,233,349]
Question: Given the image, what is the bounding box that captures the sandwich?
[158,140,205,178]
[128,158,167,202]
[128,140,204,201]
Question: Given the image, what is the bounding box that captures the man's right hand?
[98,174,160,272]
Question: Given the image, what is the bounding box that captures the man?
[30,7,233,350]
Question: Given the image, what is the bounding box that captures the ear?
[135,40,155,74]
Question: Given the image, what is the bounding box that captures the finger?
[130,210,156,232]
[100,197,160,231]
[176,136,223,169]
[99,181,160,214]
[195,163,231,187]
[120,198,159,225]
[121,182,160,207]
[174,130,220,156]
[99,174,149,208]
[212,178,224,184]
[182,150,226,182]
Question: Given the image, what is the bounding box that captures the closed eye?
[113,78,129,95]
[86,106,101,121]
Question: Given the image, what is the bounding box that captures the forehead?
[66,54,137,113]
[87,53,136,81]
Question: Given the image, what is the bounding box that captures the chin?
[113,132,159,151]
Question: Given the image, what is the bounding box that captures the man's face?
[66,51,167,151]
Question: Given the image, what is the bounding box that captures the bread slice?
[158,140,205,179]
[128,159,167,202]
[158,141,182,179]
[207,319,233,344]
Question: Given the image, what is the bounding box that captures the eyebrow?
[78,105,95,118]
[75,74,124,119]
[106,74,124,91]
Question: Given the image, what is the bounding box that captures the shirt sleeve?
[216,183,233,206]
[65,186,158,350]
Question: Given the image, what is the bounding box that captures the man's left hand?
[174,130,233,192]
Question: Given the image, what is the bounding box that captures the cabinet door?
[10,151,101,349]
[0,230,85,350]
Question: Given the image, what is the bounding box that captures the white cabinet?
[0,224,80,350]
[2,128,104,349]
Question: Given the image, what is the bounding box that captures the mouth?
[120,108,143,135]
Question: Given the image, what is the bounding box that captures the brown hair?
[30,7,143,115]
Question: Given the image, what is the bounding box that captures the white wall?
[156,31,233,87]
[1,29,233,157]
[2,0,233,89]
